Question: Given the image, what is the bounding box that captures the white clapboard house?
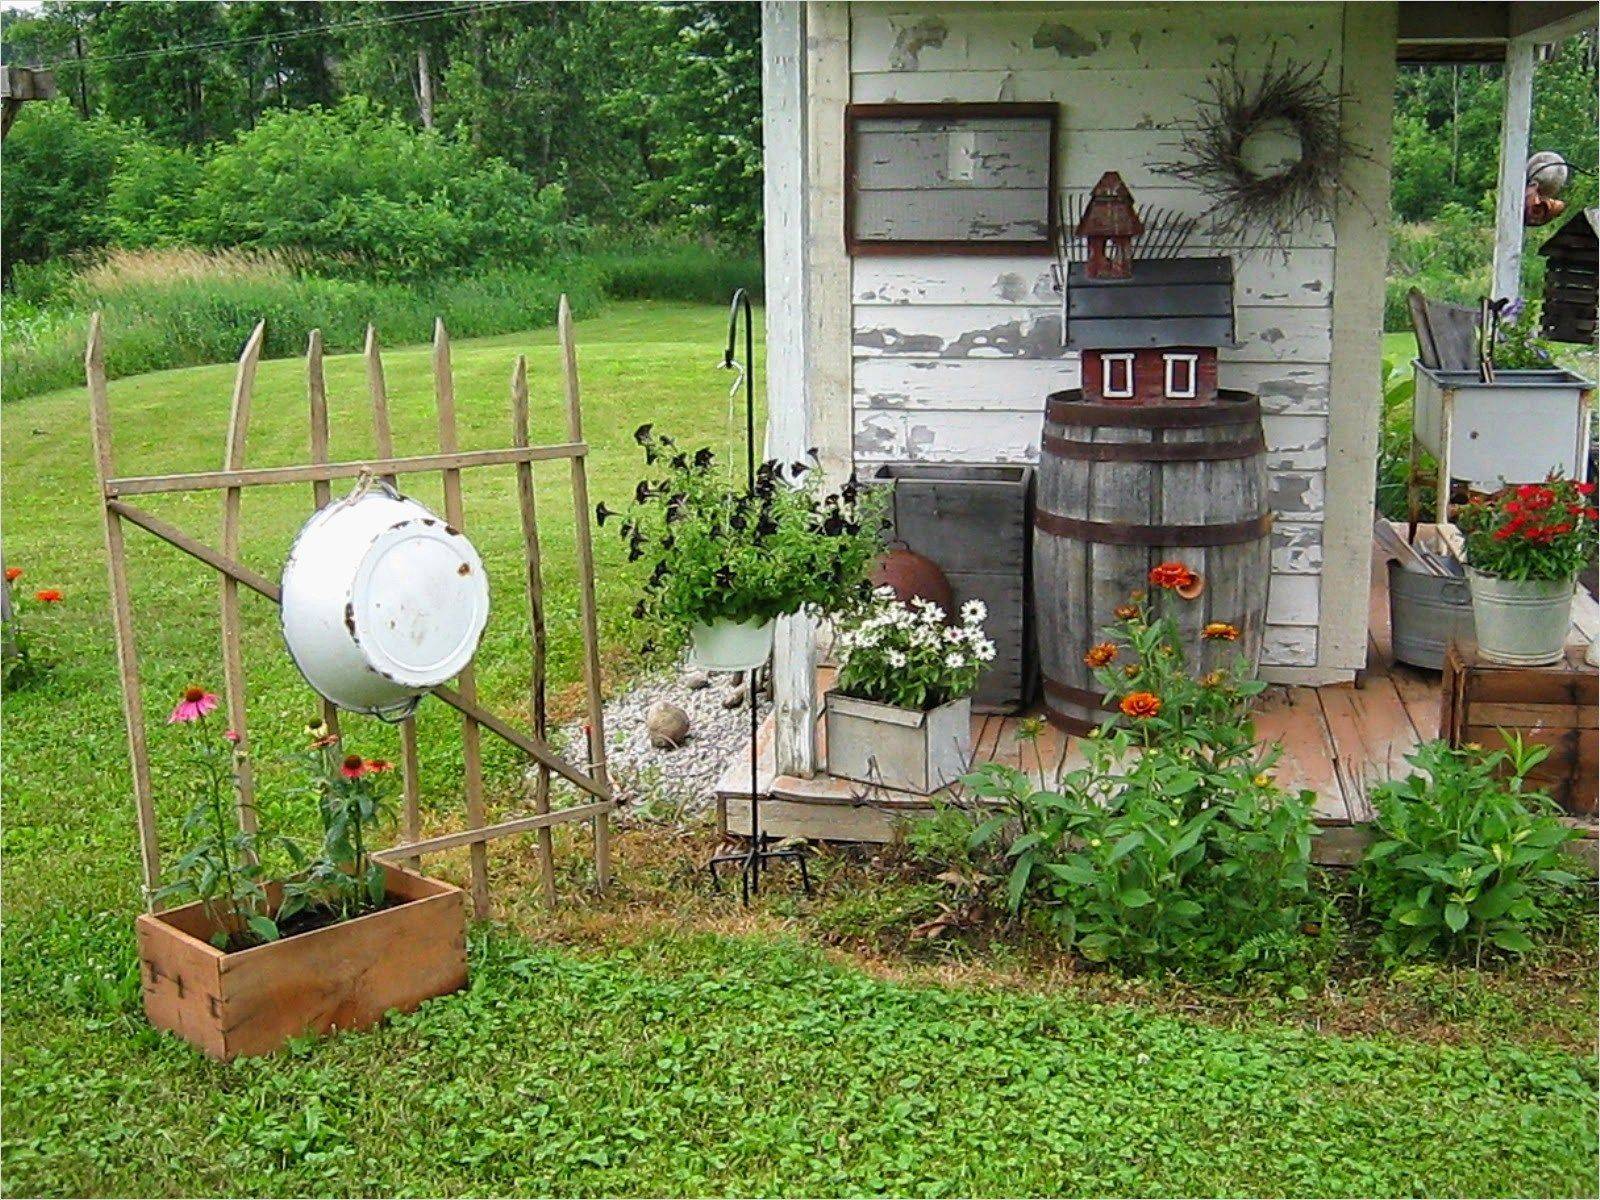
[733,1,1596,831]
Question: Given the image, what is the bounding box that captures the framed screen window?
[845,102,1058,256]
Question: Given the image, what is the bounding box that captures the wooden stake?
[558,296,611,890]
[304,331,341,742]
[433,319,490,917]
[221,321,264,848]
[363,325,424,866]
[511,354,557,907]
[86,314,161,904]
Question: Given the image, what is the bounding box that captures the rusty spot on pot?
[344,601,358,638]
[457,562,471,575]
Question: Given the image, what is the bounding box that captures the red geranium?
[1459,475,1598,582]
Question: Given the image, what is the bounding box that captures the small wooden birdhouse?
[1076,171,1143,280]
[1538,209,1597,345]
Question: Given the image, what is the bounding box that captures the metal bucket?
[1465,567,1574,666]
[1387,561,1474,670]
[281,480,490,717]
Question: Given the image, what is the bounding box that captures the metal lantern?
[281,479,490,717]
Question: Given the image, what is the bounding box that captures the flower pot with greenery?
[603,426,884,671]
[1457,477,1597,665]
[136,699,466,1060]
[824,590,995,793]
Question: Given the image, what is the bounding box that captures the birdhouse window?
[1163,353,1198,400]
[1101,353,1135,399]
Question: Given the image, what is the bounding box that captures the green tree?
[0,100,131,270]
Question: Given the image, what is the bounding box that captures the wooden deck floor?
[715,542,1595,853]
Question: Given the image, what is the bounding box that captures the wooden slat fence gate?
[89,295,612,918]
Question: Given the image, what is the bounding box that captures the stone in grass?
[683,671,711,691]
[646,701,691,749]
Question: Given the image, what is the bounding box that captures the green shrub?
[1357,737,1582,963]
[0,101,133,271]
[589,239,762,304]
[954,599,1323,981]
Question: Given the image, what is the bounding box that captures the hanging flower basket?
[689,616,775,672]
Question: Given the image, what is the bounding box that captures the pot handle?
[1443,579,1471,605]
[373,693,423,724]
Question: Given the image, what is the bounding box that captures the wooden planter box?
[824,690,971,794]
[869,464,1035,713]
[1440,640,1598,817]
[135,864,468,1060]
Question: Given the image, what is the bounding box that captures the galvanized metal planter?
[1465,568,1575,666]
[824,690,971,794]
[1388,560,1474,670]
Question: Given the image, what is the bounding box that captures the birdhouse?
[1538,208,1597,345]
[1064,174,1235,405]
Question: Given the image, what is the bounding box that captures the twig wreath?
[1153,57,1360,254]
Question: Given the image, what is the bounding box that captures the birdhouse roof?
[1537,208,1598,255]
[1063,257,1236,350]
[1075,171,1144,238]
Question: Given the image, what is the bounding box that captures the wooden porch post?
[1491,37,1535,302]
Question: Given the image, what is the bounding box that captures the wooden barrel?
[1033,388,1271,733]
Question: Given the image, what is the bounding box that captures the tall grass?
[1,240,760,402]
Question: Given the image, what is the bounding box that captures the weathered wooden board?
[1272,522,1323,575]
[854,253,1333,309]
[1263,625,1318,666]
[851,358,1331,416]
[854,305,1334,364]
[855,123,1053,189]
[855,188,1050,242]
[850,4,1341,76]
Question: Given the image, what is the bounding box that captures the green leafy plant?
[604,425,884,646]
[279,723,399,924]
[1490,299,1557,370]
[150,687,278,949]
[1356,737,1582,963]
[954,592,1320,980]
[833,589,995,710]
[1456,476,1598,581]
[0,571,64,692]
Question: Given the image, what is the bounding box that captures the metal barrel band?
[1041,432,1266,462]
[1042,675,1117,711]
[1044,388,1262,429]
[1033,508,1274,547]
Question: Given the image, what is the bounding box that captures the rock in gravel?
[646,701,691,749]
[722,685,748,709]
[683,670,711,690]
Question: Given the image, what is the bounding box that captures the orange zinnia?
[1148,561,1198,592]
[1120,691,1162,719]
[1202,622,1240,641]
[1084,642,1118,668]
[33,588,62,603]
[4,566,21,582]
[1113,603,1140,621]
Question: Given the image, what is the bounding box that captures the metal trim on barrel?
[1044,389,1261,428]
[1042,676,1115,710]
[1033,508,1273,547]
[1041,432,1266,462]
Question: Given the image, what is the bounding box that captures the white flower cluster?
[834,587,997,708]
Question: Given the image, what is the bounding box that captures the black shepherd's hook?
[708,286,811,904]
[724,287,756,492]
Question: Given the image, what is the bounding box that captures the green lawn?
[2,303,1596,1197]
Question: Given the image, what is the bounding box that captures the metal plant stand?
[706,288,812,904]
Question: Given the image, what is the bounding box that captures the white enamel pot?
[281,480,490,717]
[688,616,775,672]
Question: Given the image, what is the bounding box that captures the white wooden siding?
[846,1,1347,665]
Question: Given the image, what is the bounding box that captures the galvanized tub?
[1387,560,1475,670]
[823,691,971,794]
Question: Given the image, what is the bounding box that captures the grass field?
[3,304,1596,1197]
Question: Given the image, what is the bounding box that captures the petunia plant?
[602,426,885,649]
[833,589,996,711]
[1457,477,1598,582]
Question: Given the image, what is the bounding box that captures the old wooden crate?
[136,864,468,1060]
[870,464,1035,712]
[824,691,971,794]
[1440,640,1598,817]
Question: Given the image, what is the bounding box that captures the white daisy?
[975,638,996,662]
[887,649,907,668]
[960,599,987,624]
[944,651,965,670]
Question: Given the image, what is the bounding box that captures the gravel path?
[559,663,771,823]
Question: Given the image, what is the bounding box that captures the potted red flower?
[1457,477,1598,665]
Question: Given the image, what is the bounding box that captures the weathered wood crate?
[1440,641,1598,817]
[869,464,1035,713]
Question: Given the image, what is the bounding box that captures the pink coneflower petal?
[168,687,220,724]
[223,729,242,743]
[340,754,367,779]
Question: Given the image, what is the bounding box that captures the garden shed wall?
[838,2,1394,676]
